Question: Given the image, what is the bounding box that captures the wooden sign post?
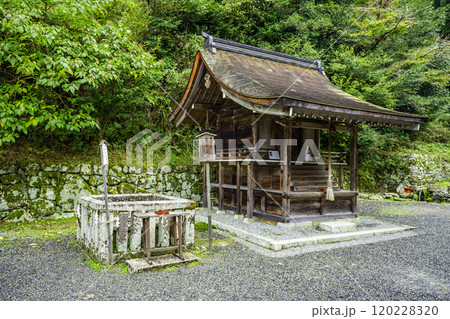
[197,132,216,252]
[99,140,113,264]
[206,162,212,252]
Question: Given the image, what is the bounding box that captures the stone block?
[243,217,255,224]
[80,164,92,175]
[319,221,356,233]
[0,198,9,211]
[24,163,40,175]
[384,192,399,199]
[43,164,60,172]
[0,165,18,176]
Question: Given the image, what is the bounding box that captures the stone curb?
[196,215,415,252]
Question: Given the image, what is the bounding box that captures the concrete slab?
[320,221,356,232]
[195,213,415,252]
[126,252,198,274]
[277,221,313,229]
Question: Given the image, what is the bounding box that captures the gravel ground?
[0,200,448,301]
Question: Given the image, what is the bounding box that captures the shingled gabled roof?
[170,32,427,130]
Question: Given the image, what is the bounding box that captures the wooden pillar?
[338,166,344,190]
[206,162,213,251]
[320,196,326,215]
[247,162,254,219]
[236,161,242,215]
[261,196,266,213]
[218,162,224,211]
[203,162,208,208]
[350,126,358,214]
[282,119,292,218]
[247,118,257,219]
[231,112,238,209]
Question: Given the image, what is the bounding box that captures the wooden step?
[292,165,327,171]
[292,171,328,177]
[292,175,330,181]
[292,180,338,187]
[289,190,356,200]
[293,186,340,192]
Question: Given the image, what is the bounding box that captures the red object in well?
[403,187,413,193]
[155,210,169,215]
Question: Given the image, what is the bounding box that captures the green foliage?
[85,259,105,270]
[1,0,448,188]
[357,127,410,192]
[0,0,158,147]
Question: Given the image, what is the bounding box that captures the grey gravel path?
[0,200,448,301]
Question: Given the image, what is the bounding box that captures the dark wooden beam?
[218,162,224,211]
[261,196,266,213]
[350,126,358,214]
[192,103,224,110]
[293,119,352,132]
[236,161,242,215]
[282,119,292,217]
[338,166,344,189]
[246,118,258,219]
[202,162,208,208]
[247,162,254,219]
[285,99,424,130]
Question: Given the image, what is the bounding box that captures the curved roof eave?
[171,49,427,129]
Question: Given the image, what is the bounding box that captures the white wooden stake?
[206,162,212,252]
[100,140,113,264]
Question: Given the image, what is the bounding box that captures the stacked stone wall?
[0,164,202,221]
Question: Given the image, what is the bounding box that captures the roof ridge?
[201,31,325,74]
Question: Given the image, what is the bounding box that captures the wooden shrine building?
[170,32,427,223]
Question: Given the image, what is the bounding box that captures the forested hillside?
[1,0,449,191]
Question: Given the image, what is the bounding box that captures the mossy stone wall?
[389,153,449,193]
[0,164,203,222]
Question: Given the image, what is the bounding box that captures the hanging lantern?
[197,132,216,162]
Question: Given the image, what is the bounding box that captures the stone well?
[77,194,196,264]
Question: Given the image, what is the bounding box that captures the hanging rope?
[326,130,335,201]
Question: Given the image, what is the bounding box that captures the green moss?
[0,216,76,240]
[3,184,27,202]
[0,174,21,185]
[184,202,197,210]
[6,209,26,221]
[187,261,201,267]
[118,183,134,194]
[195,221,216,232]
[153,265,179,272]
[85,259,104,270]
[436,181,450,187]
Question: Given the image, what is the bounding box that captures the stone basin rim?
[77,193,194,211]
